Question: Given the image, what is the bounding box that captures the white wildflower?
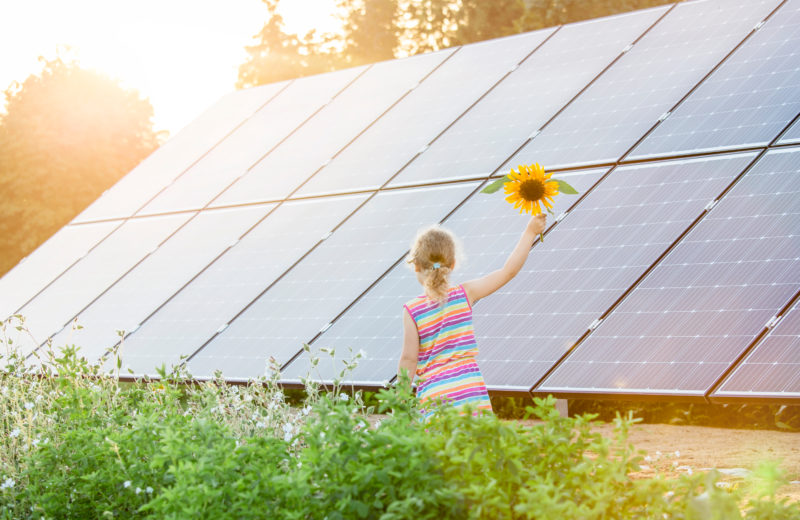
[374,419,382,429]
[1,477,14,490]
[123,481,132,488]
[35,394,43,402]
[357,349,367,358]
[297,461,302,469]
[135,487,142,494]
[146,486,153,494]
[302,405,311,416]
[283,423,293,434]
[24,402,34,410]
[284,431,292,442]
[674,450,680,458]
[339,393,349,402]
[256,421,266,429]
[644,455,652,462]
[32,438,40,447]
[9,428,20,438]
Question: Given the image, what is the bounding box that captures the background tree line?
[237,0,675,87]
[1,0,673,279]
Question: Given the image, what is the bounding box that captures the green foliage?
[0,52,159,277]
[1,318,798,519]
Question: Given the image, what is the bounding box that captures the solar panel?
[137,67,367,215]
[712,296,800,401]
[386,6,668,188]
[475,153,758,391]
[502,0,780,170]
[630,0,800,159]
[779,117,800,144]
[47,205,273,365]
[210,50,454,207]
[292,30,555,198]
[189,183,478,381]
[14,213,193,359]
[281,169,604,385]
[538,146,800,398]
[119,195,368,376]
[72,84,287,223]
[0,221,120,321]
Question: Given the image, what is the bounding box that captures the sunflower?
[503,163,559,215]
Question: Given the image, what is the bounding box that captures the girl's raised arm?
[463,213,546,305]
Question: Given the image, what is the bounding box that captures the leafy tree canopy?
[0,53,159,277]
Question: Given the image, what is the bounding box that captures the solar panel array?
[2,0,798,404]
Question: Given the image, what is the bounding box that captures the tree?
[338,0,401,66]
[0,53,159,277]
[237,0,338,88]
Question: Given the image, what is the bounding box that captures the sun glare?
[1,0,341,135]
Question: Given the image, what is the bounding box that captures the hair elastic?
[432,262,441,270]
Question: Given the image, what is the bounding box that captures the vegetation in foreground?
[1,320,799,519]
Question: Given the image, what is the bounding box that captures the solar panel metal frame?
[534,145,800,401]
[71,83,290,223]
[188,182,480,382]
[500,0,782,171]
[627,0,800,160]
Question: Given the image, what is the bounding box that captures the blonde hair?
[407,225,461,303]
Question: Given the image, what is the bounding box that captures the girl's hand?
[527,214,547,235]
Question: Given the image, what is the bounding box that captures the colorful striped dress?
[404,284,493,419]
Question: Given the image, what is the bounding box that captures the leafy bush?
[2,316,799,519]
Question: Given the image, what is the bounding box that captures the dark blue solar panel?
[712,297,800,400]
[72,84,287,222]
[386,6,667,188]
[190,184,478,381]
[292,30,554,197]
[538,147,800,397]
[502,0,780,170]
[0,221,120,321]
[48,205,273,365]
[281,169,605,385]
[630,0,800,158]
[210,50,454,206]
[137,67,367,215]
[119,195,368,376]
[15,213,193,359]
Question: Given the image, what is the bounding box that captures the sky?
[0,0,339,135]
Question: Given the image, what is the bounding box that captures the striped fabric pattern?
[404,285,492,418]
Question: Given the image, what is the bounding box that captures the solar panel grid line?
[626,0,798,161]
[510,3,678,155]
[535,146,800,398]
[11,213,194,360]
[388,5,673,190]
[1,221,125,322]
[203,65,377,208]
[503,0,783,171]
[212,48,461,208]
[117,193,370,376]
[529,150,769,394]
[24,212,203,360]
[6,83,297,325]
[280,167,607,387]
[48,205,278,369]
[279,178,493,373]
[293,30,558,198]
[74,82,293,225]
[706,285,800,403]
[137,65,370,216]
[188,183,479,380]
[179,195,372,367]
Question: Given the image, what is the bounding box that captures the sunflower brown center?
[519,179,545,201]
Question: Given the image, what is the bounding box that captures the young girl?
[399,213,547,418]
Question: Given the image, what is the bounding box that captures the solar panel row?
[2,0,798,404]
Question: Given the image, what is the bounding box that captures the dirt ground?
[586,422,800,502]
